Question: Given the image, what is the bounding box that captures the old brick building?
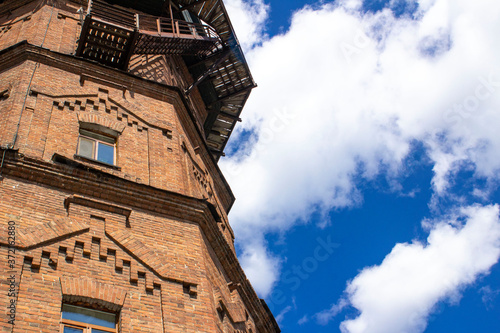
[0,0,279,332]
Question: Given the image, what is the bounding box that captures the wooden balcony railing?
[136,14,221,42]
[87,0,136,29]
[78,0,223,66]
[75,0,256,161]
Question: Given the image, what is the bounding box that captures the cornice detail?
[0,148,278,332]
[0,41,235,211]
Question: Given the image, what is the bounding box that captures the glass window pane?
[93,329,114,333]
[79,137,95,159]
[80,129,115,144]
[63,327,84,333]
[62,305,116,328]
[96,142,114,165]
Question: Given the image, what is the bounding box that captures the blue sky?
[220,0,500,332]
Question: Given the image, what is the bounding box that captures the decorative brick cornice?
[0,214,89,250]
[0,36,280,328]
[0,41,236,212]
[0,149,279,332]
[64,195,132,225]
[106,229,200,285]
[215,287,246,324]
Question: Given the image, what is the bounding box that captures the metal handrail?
[136,14,220,41]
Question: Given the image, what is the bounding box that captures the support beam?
[219,111,241,122]
[121,30,139,70]
[179,0,213,11]
[185,47,231,95]
[188,48,230,70]
[208,84,255,107]
[169,0,182,12]
[209,148,225,157]
[75,15,91,56]
[87,0,93,15]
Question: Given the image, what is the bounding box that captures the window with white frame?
[77,129,116,165]
[60,304,118,333]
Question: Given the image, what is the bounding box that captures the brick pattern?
[128,54,209,128]
[0,1,280,332]
[107,229,199,285]
[14,271,61,332]
[0,169,231,332]
[77,111,127,134]
[0,1,81,53]
[0,211,88,250]
[60,276,128,311]
[202,232,258,333]
[0,181,211,331]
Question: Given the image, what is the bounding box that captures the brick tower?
[0,0,279,332]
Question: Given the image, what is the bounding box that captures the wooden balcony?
[75,0,256,161]
[76,0,223,69]
[135,14,223,57]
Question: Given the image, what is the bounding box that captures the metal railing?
[136,14,220,41]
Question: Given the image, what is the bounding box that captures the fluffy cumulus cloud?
[237,237,281,296]
[224,0,270,51]
[220,0,500,298]
[316,204,500,333]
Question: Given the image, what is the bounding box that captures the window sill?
[74,155,121,171]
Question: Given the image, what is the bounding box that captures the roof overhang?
[98,0,256,161]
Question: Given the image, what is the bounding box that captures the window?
[60,304,118,333]
[77,129,116,165]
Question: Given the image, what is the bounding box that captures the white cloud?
[275,305,293,325]
[298,315,309,325]
[224,0,270,51]
[221,0,500,296]
[237,237,281,297]
[316,298,349,325]
[479,285,500,309]
[315,204,500,333]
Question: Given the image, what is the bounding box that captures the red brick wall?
[0,176,217,332]
[0,1,279,332]
[0,59,225,213]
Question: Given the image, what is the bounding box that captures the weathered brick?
[0,1,279,332]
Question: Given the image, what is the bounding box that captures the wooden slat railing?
[88,0,136,29]
[136,14,220,41]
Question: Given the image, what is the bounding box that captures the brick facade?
[0,0,279,332]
